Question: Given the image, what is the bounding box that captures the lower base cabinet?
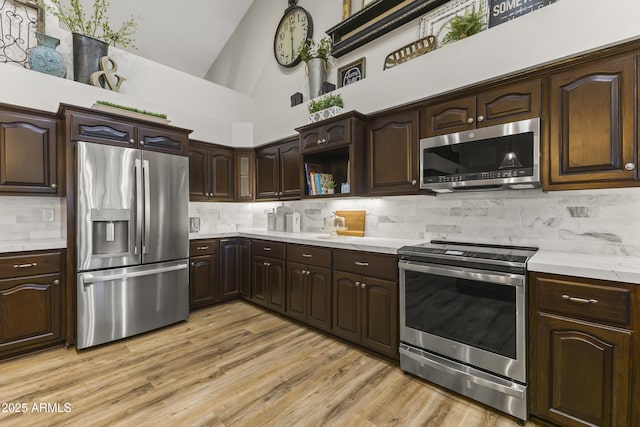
[286,262,332,331]
[189,254,218,308]
[530,273,638,427]
[0,249,65,359]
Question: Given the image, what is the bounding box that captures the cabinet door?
[235,150,255,201]
[300,128,323,151]
[476,79,540,128]
[361,276,398,359]
[279,141,301,199]
[219,239,240,301]
[286,261,307,321]
[0,274,62,357]
[0,111,58,194]
[267,259,286,313]
[67,111,135,147]
[209,147,234,201]
[548,55,637,188]
[188,143,210,201]
[251,255,269,306]
[421,96,476,137]
[367,110,419,195]
[189,254,217,309]
[255,146,279,199]
[536,313,632,427]
[332,270,362,343]
[137,125,189,156]
[307,265,332,331]
[238,239,252,299]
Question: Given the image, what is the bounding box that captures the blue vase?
[28,32,67,78]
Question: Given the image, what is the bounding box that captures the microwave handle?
[398,260,524,288]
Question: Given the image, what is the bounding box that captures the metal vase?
[307,58,326,99]
[72,33,108,84]
[28,32,67,78]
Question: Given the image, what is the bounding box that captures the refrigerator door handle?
[143,159,151,254]
[80,263,188,285]
[134,158,143,255]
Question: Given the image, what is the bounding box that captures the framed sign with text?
[337,57,366,88]
[488,0,558,28]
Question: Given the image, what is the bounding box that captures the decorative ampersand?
[90,56,126,92]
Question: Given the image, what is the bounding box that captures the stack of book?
[304,163,334,195]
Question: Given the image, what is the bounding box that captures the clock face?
[274,6,313,68]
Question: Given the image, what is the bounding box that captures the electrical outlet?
[189,217,200,232]
[42,208,55,222]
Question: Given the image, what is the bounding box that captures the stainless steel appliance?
[398,240,537,422]
[420,118,540,193]
[76,141,189,349]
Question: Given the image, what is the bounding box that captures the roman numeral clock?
[273,0,313,68]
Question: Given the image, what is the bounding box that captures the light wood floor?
[0,301,540,426]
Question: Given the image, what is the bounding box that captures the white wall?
[207,0,640,145]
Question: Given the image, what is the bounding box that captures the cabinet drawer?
[287,244,331,268]
[252,240,285,259]
[333,249,398,281]
[535,275,631,326]
[68,111,135,146]
[189,240,218,256]
[0,251,62,279]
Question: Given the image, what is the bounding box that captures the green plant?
[95,100,167,119]
[307,93,344,114]
[326,180,336,189]
[298,36,332,62]
[441,7,486,45]
[38,0,139,48]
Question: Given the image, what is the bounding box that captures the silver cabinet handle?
[411,179,417,185]
[53,279,60,285]
[50,183,57,189]
[354,261,369,266]
[361,282,366,288]
[355,281,360,287]
[196,246,209,250]
[562,294,598,304]
[302,253,312,258]
[263,247,272,251]
[477,115,485,122]
[322,138,327,143]
[467,117,474,124]
[220,239,230,243]
[263,262,268,266]
[139,140,145,145]
[13,262,38,268]
[191,262,195,266]
[317,139,322,145]
[625,163,635,171]
[302,270,308,275]
[266,262,271,267]
[129,138,135,144]
[306,271,311,276]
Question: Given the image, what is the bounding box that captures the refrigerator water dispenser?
[91,209,130,255]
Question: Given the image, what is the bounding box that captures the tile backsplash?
[190,187,640,257]
[0,197,66,241]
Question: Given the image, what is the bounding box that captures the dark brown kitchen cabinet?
[0,249,65,360]
[238,239,252,299]
[299,117,350,152]
[546,54,638,190]
[219,238,250,301]
[234,149,255,201]
[286,244,332,331]
[189,240,219,309]
[255,137,301,200]
[366,109,420,195]
[189,141,234,202]
[250,240,286,313]
[59,104,191,156]
[0,105,60,195]
[530,272,639,427]
[332,249,399,359]
[420,79,540,137]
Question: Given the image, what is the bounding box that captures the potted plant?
[298,36,332,99]
[442,7,486,45]
[38,0,139,84]
[307,93,344,123]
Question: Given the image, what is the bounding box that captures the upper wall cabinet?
[59,104,191,156]
[255,137,301,201]
[420,79,541,138]
[189,141,234,202]
[366,109,420,196]
[0,105,60,196]
[545,54,638,190]
[234,149,255,202]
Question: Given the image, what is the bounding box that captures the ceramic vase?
[306,58,326,99]
[72,33,108,84]
[28,32,67,78]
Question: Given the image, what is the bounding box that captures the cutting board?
[336,210,365,237]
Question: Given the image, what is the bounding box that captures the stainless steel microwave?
[420,118,540,193]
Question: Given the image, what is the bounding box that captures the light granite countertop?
[0,239,67,254]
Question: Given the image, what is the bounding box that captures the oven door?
[399,260,526,383]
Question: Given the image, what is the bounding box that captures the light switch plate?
[42,208,55,222]
[189,217,200,232]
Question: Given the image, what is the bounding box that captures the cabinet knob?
[50,183,57,189]
[129,138,135,144]
[361,282,367,288]
[355,281,360,287]
[466,118,474,124]
[317,139,321,145]
[139,140,145,145]
[322,138,327,144]
[411,179,417,186]
[191,262,195,266]
[477,115,485,122]
[306,271,311,276]
[53,279,60,285]
[625,163,635,171]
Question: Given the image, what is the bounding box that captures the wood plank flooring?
[0,301,539,426]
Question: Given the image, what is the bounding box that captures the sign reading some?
[488,0,557,28]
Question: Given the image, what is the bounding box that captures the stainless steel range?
[397,240,537,423]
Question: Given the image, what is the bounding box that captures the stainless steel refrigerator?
[76,141,189,349]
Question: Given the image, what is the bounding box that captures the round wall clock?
[273,1,313,68]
